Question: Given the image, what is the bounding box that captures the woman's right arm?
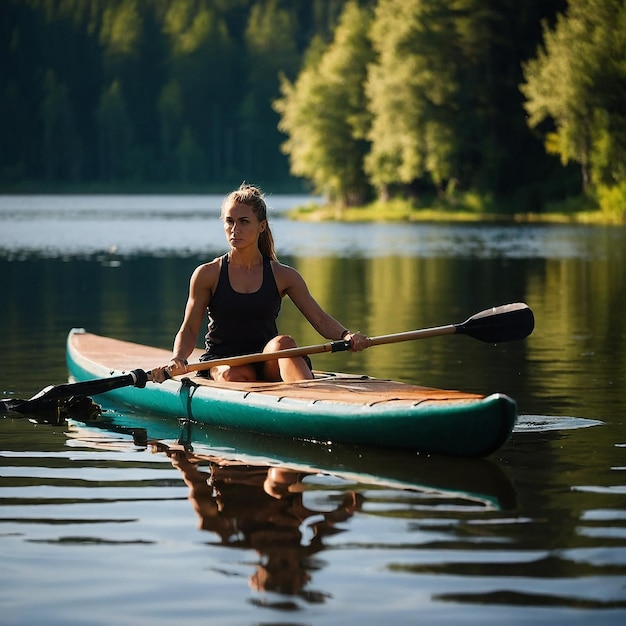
[152,261,218,382]
[172,265,213,358]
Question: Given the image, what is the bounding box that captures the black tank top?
[203,254,281,358]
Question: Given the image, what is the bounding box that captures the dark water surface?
[1,195,625,625]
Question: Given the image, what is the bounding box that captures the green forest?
[2,0,625,218]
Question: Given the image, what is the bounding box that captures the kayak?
[66,328,518,457]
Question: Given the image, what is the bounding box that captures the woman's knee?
[212,364,256,382]
[264,334,297,352]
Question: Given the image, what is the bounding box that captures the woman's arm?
[152,260,219,381]
[172,262,218,359]
[274,263,369,350]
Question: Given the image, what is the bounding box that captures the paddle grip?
[330,339,351,352]
[130,369,149,388]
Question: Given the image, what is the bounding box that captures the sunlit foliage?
[274,1,374,206]
[5,0,623,216]
[521,0,626,217]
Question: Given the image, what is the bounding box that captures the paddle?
[1,302,533,415]
[182,301,533,371]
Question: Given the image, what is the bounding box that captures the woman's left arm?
[277,264,369,350]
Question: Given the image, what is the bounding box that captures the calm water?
[1,195,626,625]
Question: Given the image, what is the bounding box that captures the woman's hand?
[344,331,370,352]
[150,358,188,384]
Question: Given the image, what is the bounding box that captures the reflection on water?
[515,414,604,431]
[68,418,362,603]
[166,452,359,602]
[2,195,626,623]
[2,411,626,623]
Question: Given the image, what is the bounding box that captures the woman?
[152,184,369,383]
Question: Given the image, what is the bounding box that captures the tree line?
[1,0,346,190]
[2,0,625,216]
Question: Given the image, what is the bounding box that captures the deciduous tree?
[275,1,373,206]
[521,0,626,195]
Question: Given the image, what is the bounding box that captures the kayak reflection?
[59,412,518,601]
[165,447,362,598]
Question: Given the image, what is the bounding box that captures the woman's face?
[222,203,266,250]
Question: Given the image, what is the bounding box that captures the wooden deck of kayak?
[69,329,485,409]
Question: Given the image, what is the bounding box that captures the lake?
[1,194,625,625]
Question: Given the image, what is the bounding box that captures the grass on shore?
[3,181,623,225]
[288,195,625,225]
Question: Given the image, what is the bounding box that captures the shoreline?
[288,204,625,226]
[1,186,623,225]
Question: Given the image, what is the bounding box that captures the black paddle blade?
[1,394,103,422]
[455,303,534,343]
[1,369,148,415]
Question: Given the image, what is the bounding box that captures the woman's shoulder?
[270,259,299,277]
[270,259,306,293]
[192,256,223,283]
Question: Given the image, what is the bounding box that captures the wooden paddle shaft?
[184,341,346,373]
[368,324,456,346]
[169,302,533,376]
[182,324,457,374]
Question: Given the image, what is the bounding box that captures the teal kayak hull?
[66,328,517,457]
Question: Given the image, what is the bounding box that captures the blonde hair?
[221,183,277,260]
